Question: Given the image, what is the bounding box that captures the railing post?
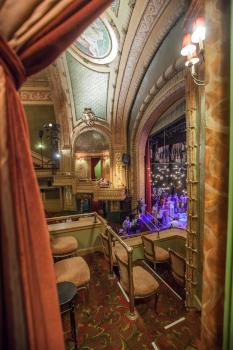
[94,212,97,223]
[127,248,137,319]
[107,227,114,279]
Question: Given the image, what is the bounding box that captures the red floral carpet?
[62,252,201,350]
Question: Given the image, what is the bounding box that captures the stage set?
[120,116,187,236]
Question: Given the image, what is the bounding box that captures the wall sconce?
[181,16,206,86]
[81,108,97,127]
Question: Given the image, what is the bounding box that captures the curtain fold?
[0,1,111,349]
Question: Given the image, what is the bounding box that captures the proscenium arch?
[130,77,185,206]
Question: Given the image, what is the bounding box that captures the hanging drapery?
[145,140,152,213]
[0,1,111,349]
[91,157,101,179]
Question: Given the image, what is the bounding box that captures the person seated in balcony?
[152,203,158,218]
[137,198,143,214]
[156,207,163,226]
[122,216,130,234]
[135,215,142,232]
[130,216,137,234]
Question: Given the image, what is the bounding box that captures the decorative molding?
[75,180,126,200]
[129,70,185,206]
[113,0,186,145]
[48,58,73,148]
[114,0,170,141]
[150,99,185,135]
[185,74,199,310]
[131,69,185,145]
[20,90,53,104]
[111,0,120,17]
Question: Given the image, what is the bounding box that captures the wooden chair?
[116,247,159,319]
[50,235,78,260]
[141,234,169,269]
[168,248,186,287]
[100,231,127,277]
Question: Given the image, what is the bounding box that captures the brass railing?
[47,211,98,224]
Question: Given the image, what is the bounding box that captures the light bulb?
[191,16,206,43]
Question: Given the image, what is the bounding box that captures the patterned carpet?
[62,252,201,350]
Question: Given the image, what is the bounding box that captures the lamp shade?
[181,33,196,56]
[191,16,206,43]
[185,50,200,67]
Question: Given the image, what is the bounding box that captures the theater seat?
[100,232,127,270]
[116,250,159,316]
[50,236,78,259]
[168,248,186,287]
[122,265,159,297]
[54,257,90,289]
[112,245,128,264]
[142,235,169,269]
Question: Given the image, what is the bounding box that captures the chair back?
[115,252,131,293]
[142,235,155,262]
[100,231,111,261]
[168,248,186,286]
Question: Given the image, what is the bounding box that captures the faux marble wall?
[201,0,230,349]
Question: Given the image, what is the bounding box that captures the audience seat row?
[100,230,186,317]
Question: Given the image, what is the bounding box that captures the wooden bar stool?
[51,236,78,260]
[54,257,90,300]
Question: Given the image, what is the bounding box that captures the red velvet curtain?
[145,140,152,212]
[0,1,111,349]
[91,157,100,179]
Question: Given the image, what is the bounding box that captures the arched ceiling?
[21,0,188,155]
[63,0,133,129]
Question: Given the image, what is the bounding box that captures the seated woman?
[122,216,130,234]
[156,207,163,226]
[152,204,158,218]
[130,216,137,234]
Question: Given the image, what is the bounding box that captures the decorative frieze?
[20,90,53,104]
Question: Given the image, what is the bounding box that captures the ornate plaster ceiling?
[21,0,188,157]
[63,0,133,128]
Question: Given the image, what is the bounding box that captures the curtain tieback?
[0,35,26,89]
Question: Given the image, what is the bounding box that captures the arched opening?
[74,129,111,215]
[74,130,110,182]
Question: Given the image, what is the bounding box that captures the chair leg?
[70,302,78,349]
[154,292,159,314]
[85,284,90,306]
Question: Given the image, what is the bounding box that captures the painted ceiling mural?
[74,130,109,153]
[74,18,112,60]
